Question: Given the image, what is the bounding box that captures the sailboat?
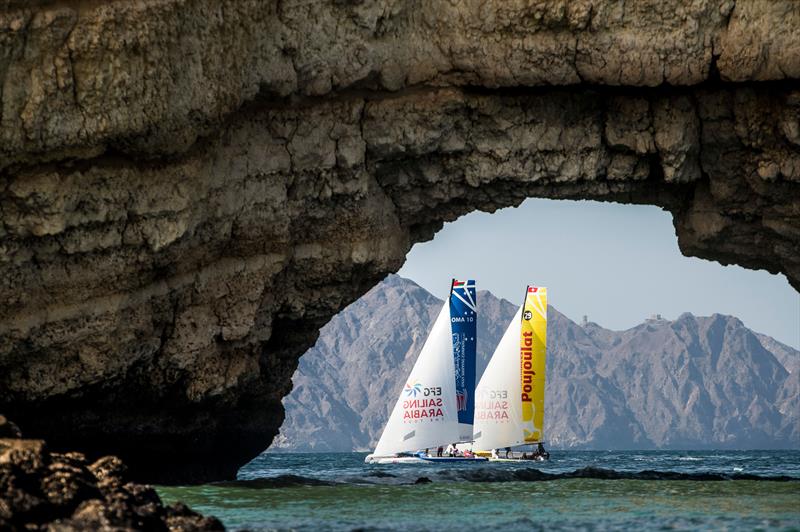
[365,279,488,464]
[473,286,549,461]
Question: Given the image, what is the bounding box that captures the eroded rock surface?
[0,0,798,482]
[0,419,224,530]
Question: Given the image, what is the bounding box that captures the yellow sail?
[519,286,547,443]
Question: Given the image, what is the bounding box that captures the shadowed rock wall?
[1,0,798,483]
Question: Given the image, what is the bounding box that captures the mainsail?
[521,286,547,443]
[449,279,477,442]
[371,303,461,456]
[473,286,548,450]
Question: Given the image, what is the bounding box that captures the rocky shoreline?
[0,416,223,531]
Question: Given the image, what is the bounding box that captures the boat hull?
[365,454,488,464]
[420,456,488,463]
[365,455,428,464]
[488,456,547,462]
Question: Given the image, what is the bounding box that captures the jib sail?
[371,302,461,456]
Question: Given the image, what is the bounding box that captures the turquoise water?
[159,451,800,531]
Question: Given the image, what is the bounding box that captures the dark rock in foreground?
[0,415,21,439]
[0,419,224,531]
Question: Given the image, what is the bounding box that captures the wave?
[214,474,336,488]
[365,470,397,478]
[441,466,797,482]
[224,467,797,488]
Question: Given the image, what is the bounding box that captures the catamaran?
[473,286,549,461]
[365,279,488,464]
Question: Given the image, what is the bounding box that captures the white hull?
[364,454,427,464]
[365,453,488,464]
[488,456,547,462]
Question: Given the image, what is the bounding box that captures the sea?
[158,450,800,531]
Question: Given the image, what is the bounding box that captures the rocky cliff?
[273,275,799,451]
[0,416,223,530]
[0,0,798,482]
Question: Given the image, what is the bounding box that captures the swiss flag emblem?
[528,286,538,293]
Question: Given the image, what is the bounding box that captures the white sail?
[372,303,461,457]
[472,307,527,450]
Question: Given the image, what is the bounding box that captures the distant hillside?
[754,333,799,374]
[271,275,799,451]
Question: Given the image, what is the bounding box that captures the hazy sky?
[398,198,800,349]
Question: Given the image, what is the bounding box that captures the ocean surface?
[159,450,800,531]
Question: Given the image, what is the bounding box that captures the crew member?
[445,443,456,457]
[537,442,549,460]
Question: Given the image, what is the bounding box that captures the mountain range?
[270,275,798,451]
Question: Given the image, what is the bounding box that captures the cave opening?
[266,197,798,462]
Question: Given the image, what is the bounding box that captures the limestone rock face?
[0,0,798,482]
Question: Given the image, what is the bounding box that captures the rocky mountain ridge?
[272,275,799,451]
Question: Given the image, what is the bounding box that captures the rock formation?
[273,275,799,452]
[0,416,224,530]
[0,1,798,482]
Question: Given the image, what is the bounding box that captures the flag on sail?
[449,279,477,442]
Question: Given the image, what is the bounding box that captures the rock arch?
[0,0,798,482]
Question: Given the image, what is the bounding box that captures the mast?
[449,279,477,442]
